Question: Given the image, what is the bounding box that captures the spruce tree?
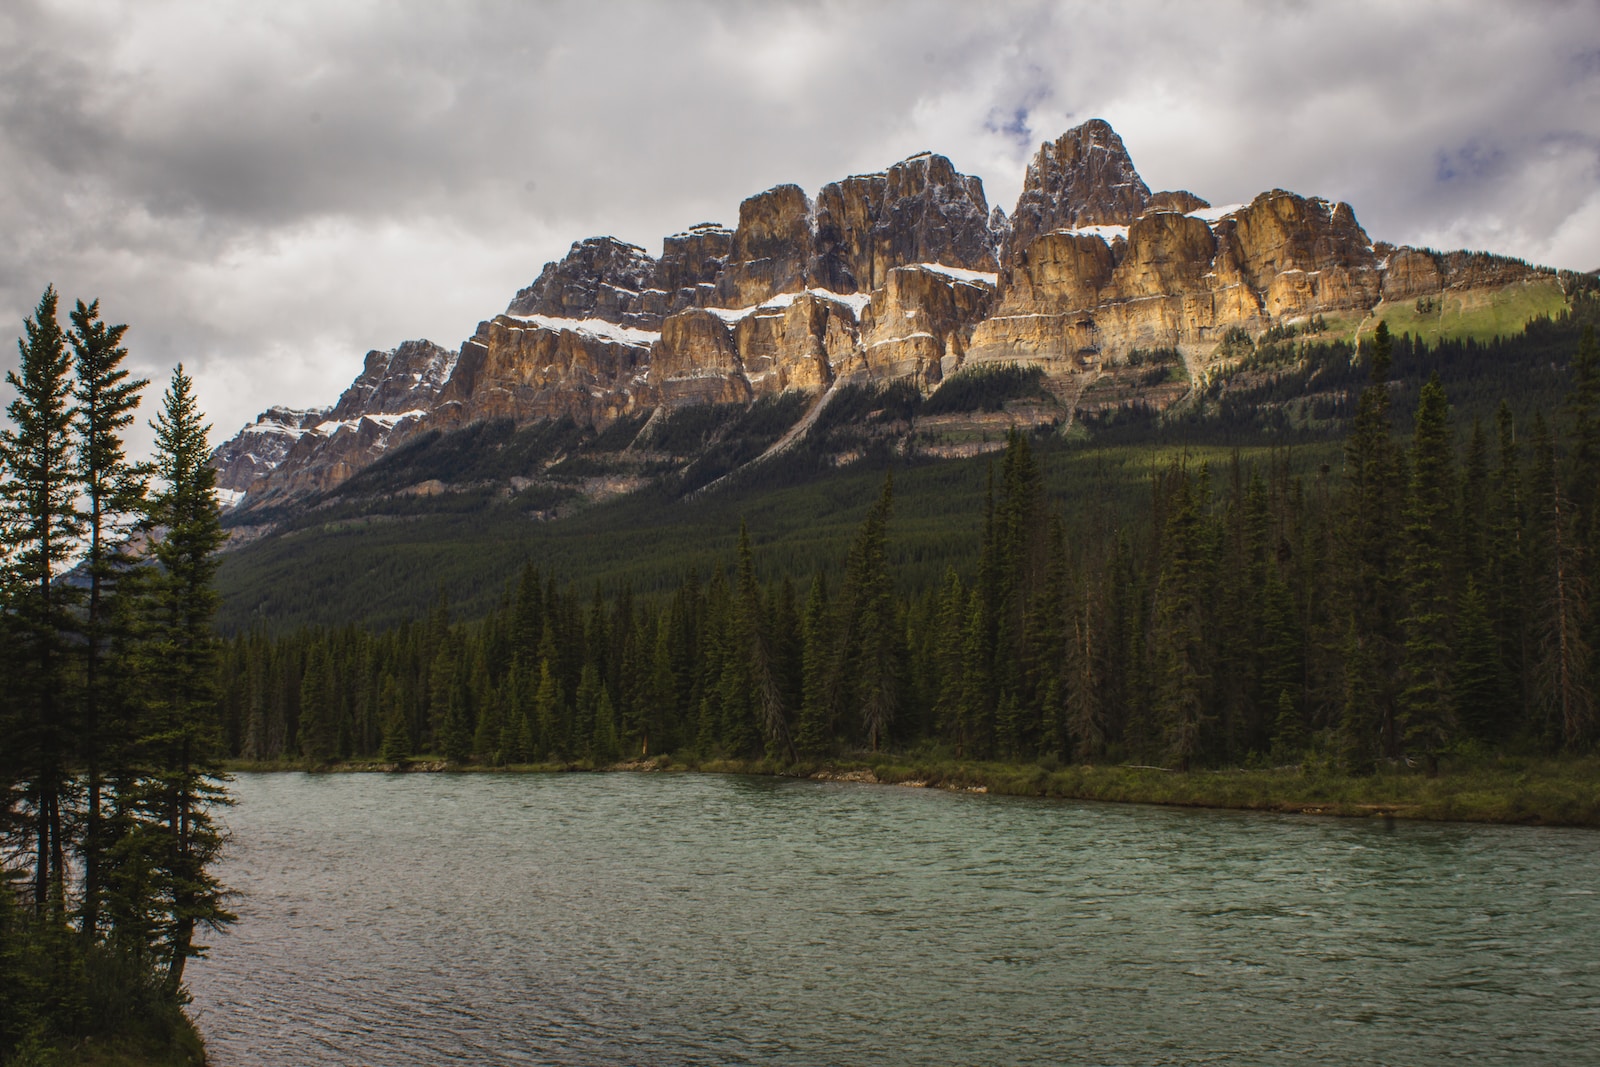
[377,678,412,764]
[297,646,336,763]
[1151,466,1212,771]
[1399,374,1456,774]
[68,298,148,940]
[0,286,82,912]
[1340,321,1404,768]
[795,573,832,759]
[124,365,234,994]
[1066,578,1106,759]
[1487,401,1527,727]
[1528,415,1593,748]
[1453,580,1503,743]
[736,522,793,761]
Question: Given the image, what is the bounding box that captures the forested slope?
[216,299,1596,633]
[221,309,1600,782]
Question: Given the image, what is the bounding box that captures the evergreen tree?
[1487,401,1527,728]
[1340,321,1404,768]
[736,522,793,761]
[592,687,620,764]
[1151,466,1213,770]
[1066,577,1106,759]
[0,286,83,912]
[1399,375,1457,774]
[68,298,148,940]
[850,477,898,752]
[297,646,336,763]
[1528,415,1593,748]
[795,573,832,759]
[1453,580,1503,743]
[533,653,565,761]
[122,365,234,994]
[377,678,412,764]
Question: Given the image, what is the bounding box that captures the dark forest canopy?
[221,318,1600,776]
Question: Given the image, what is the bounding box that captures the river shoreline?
[218,753,1600,829]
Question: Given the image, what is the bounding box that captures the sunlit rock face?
[216,118,1558,513]
[506,236,661,329]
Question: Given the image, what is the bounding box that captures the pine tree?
[592,687,620,764]
[68,298,147,940]
[1487,401,1527,728]
[377,678,412,764]
[533,653,565,761]
[1066,577,1106,759]
[1151,466,1212,771]
[1340,320,1404,766]
[1399,375,1457,774]
[845,476,899,751]
[1453,579,1503,743]
[795,573,832,759]
[1528,415,1593,748]
[124,365,234,994]
[736,522,793,761]
[297,646,336,763]
[0,286,83,912]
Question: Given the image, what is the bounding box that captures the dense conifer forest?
[219,314,1600,778]
[0,289,224,1064]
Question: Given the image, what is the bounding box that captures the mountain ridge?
[213,118,1574,528]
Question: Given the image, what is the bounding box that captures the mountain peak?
[1009,119,1152,250]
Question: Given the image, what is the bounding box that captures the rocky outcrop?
[507,236,662,329]
[224,339,457,504]
[714,184,815,308]
[810,152,998,293]
[433,314,658,426]
[658,223,734,309]
[211,406,329,496]
[971,187,1386,378]
[859,265,996,386]
[1007,119,1151,254]
[1214,190,1379,319]
[1144,190,1209,215]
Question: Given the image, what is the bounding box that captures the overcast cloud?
[2,0,1597,457]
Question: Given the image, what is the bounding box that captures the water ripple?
[187,772,1600,1066]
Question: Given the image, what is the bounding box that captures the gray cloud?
[2,0,1596,457]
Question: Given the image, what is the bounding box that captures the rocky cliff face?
[212,405,328,497]
[219,339,457,506]
[810,151,998,293]
[216,119,1560,515]
[506,237,661,328]
[1007,119,1151,254]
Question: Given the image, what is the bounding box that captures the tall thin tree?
[69,298,148,939]
[0,287,83,912]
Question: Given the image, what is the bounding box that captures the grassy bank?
[223,752,1600,828]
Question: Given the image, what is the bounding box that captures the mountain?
[212,118,1575,534]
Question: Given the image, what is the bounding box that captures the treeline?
[221,322,1600,773]
[0,288,226,1061]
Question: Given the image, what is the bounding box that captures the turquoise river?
[186,772,1600,1065]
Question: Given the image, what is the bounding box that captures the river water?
[187,772,1600,1065]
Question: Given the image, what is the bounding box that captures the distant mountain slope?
[214,300,1598,634]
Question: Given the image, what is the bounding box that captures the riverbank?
[9,982,206,1067]
[220,752,1600,828]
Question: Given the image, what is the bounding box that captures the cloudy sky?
[3,0,1597,457]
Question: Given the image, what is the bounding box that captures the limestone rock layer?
[216,119,1560,509]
